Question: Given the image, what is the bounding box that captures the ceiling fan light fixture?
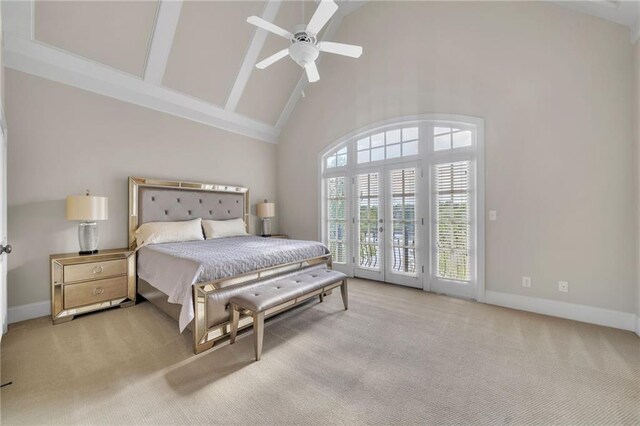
[289,42,320,67]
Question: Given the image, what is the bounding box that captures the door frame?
[318,114,485,302]
[0,98,7,335]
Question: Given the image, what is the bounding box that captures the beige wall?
[5,69,278,308]
[278,1,637,313]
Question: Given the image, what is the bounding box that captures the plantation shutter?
[435,161,470,281]
[357,173,380,269]
[325,176,347,264]
[389,168,417,275]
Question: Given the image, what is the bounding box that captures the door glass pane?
[434,134,451,151]
[452,130,472,148]
[357,150,370,164]
[402,127,419,141]
[389,168,417,276]
[357,173,380,270]
[326,177,347,264]
[386,129,401,144]
[371,147,384,161]
[371,133,384,147]
[386,144,401,159]
[357,137,370,150]
[402,141,418,156]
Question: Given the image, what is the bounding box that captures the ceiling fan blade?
[318,41,363,58]
[306,0,338,36]
[247,16,293,39]
[256,49,289,69]
[305,62,320,83]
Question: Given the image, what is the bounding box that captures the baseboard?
[485,291,637,333]
[8,301,50,324]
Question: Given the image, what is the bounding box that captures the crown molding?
[4,35,280,143]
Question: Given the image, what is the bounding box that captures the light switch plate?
[522,276,531,288]
[489,210,497,221]
[558,281,569,292]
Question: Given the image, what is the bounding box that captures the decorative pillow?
[135,218,204,249]
[202,218,248,239]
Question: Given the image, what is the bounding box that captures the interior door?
[353,164,423,289]
[0,101,7,335]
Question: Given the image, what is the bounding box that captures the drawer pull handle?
[92,266,104,274]
[92,287,104,296]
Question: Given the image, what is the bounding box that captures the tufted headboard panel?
[128,177,249,249]
[138,187,245,224]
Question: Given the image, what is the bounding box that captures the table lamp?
[66,190,108,255]
[256,200,275,237]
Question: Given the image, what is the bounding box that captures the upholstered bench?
[229,267,348,361]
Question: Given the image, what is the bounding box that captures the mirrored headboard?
[128,177,249,250]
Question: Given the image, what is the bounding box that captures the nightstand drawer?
[64,259,127,283]
[64,276,128,309]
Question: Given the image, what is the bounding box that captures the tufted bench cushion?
[231,268,346,312]
[229,266,348,361]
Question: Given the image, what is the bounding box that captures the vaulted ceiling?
[2,1,638,144]
[2,0,364,143]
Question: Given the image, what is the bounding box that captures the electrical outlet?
[522,276,531,288]
[489,210,497,221]
[558,281,569,292]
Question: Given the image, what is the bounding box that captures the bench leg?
[319,293,324,303]
[229,304,239,344]
[253,311,265,361]
[340,279,349,310]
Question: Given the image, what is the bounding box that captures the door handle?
[0,244,12,255]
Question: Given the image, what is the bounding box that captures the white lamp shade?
[66,195,108,221]
[256,202,275,218]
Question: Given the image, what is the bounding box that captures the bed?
[129,177,331,354]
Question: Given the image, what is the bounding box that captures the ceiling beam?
[1,0,34,40]
[4,35,280,143]
[224,0,283,112]
[143,0,183,85]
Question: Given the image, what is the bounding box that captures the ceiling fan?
[247,0,363,83]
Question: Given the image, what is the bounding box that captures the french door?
[354,163,423,289]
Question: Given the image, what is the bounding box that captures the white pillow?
[135,218,204,249]
[202,218,248,239]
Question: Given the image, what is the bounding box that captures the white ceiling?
[2,1,638,144]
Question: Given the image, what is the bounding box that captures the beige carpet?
[1,279,638,425]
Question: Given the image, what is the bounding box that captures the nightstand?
[51,248,136,324]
